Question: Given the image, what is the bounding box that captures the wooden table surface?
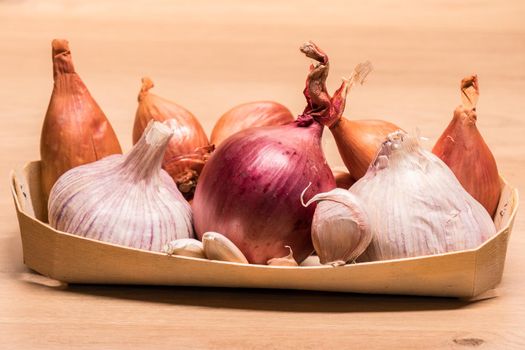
[1,1,524,349]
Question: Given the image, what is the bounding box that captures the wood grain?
[1,1,524,349]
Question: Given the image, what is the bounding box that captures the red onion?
[193,42,346,264]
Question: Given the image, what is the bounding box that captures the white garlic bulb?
[48,121,193,251]
[350,130,496,261]
[303,188,371,266]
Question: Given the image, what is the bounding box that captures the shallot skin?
[41,39,122,207]
[193,121,335,264]
[133,77,211,199]
[432,106,501,216]
[330,118,400,180]
[133,78,209,155]
[210,101,294,146]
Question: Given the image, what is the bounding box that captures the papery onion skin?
[193,42,341,264]
[49,121,193,252]
[432,75,501,217]
[41,39,122,209]
[133,77,212,199]
[210,101,294,146]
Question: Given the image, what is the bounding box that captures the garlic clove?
[302,187,371,266]
[202,232,249,264]
[163,238,205,259]
[267,246,299,266]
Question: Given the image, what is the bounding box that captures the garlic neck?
[121,121,173,183]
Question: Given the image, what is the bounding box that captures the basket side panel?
[17,210,57,277]
[472,228,511,296]
[45,227,479,297]
[472,185,518,296]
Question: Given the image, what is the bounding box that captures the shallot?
[41,39,121,209]
[133,77,212,199]
[211,101,294,146]
[432,75,501,216]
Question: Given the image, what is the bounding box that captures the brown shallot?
[210,101,294,146]
[40,39,122,209]
[432,75,501,216]
[133,77,212,199]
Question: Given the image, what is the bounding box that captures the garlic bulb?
[163,239,205,258]
[202,232,248,264]
[351,130,496,261]
[48,121,193,251]
[267,246,298,266]
[303,188,371,266]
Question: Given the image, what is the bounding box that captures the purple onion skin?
[193,119,336,264]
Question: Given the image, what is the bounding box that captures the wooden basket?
[10,161,519,298]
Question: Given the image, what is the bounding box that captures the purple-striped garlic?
[48,121,193,251]
[350,130,496,261]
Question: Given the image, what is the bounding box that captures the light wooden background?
[1,1,524,349]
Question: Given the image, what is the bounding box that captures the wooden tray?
[10,161,519,298]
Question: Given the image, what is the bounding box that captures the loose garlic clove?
[163,238,205,259]
[267,246,298,266]
[302,187,371,266]
[202,232,249,264]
